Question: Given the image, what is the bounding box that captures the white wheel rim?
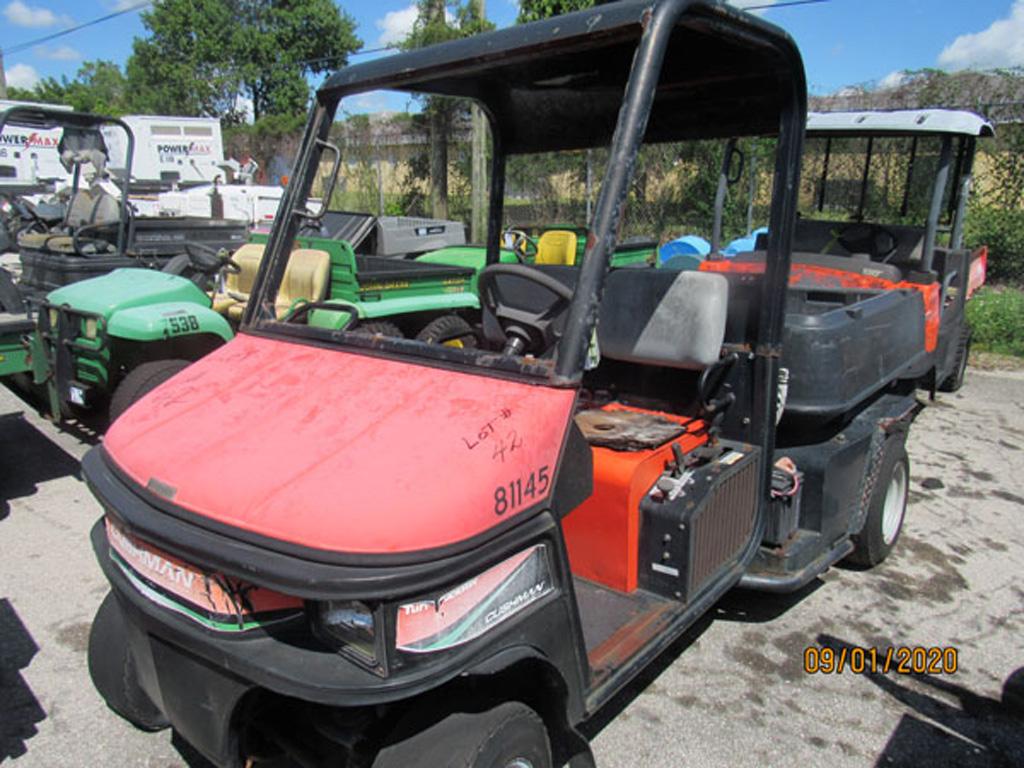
[881,460,908,546]
[506,761,533,768]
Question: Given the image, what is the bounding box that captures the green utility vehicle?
[32,230,479,423]
[419,225,655,284]
[0,268,32,380]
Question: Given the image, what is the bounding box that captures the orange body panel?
[699,260,942,352]
[562,406,707,593]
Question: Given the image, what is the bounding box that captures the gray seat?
[597,269,728,370]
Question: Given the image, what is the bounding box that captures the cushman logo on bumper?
[107,520,195,590]
[484,581,547,626]
[104,517,304,632]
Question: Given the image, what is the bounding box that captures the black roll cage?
[0,105,136,256]
[246,0,806,481]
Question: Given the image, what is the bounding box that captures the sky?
[4,0,1024,105]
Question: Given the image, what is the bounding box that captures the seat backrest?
[90,188,120,225]
[535,230,578,266]
[598,269,728,370]
[225,243,266,296]
[275,248,331,318]
[65,189,97,228]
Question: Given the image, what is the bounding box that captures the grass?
[966,285,1024,358]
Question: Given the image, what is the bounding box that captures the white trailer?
[0,99,73,192]
[102,115,226,189]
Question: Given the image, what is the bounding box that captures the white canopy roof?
[807,109,995,137]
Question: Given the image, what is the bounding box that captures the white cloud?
[7,63,41,89]
[878,70,909,90]
[34,44,81,61]
[376,4,419,47]
[939,0,1024,70]
[344,93,393,114]
[3,1,71,28]
[375,3,455,47]
[728,0,777,15]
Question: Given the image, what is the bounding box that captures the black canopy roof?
[320,0,804,154]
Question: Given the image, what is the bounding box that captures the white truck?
[102,115,226,190]
[0,99,73,193]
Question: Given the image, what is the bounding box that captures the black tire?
[938,327,971,393]
[88,592,169,731]
[415,315,478,349]
[372,702,551,768]
[353,320,404,338]
[109,359,191,423]
[846,437,910,568]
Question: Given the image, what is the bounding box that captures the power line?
[744,0,832,9]
[0,1,152,57]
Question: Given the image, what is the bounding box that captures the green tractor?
[31,230,480,423]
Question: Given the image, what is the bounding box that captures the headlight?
[315,600,381,670]
[83,318,98,340]
[395,544,553,655]
[48,308,58,328]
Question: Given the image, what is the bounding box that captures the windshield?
[240,86,784,380]
[798,135,957,229]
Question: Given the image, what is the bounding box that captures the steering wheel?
[185,241,240,275]
[502,228,538,261]
[477,263,574,356]
[837,222,898,262]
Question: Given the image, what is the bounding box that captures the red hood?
[104,333,575,556]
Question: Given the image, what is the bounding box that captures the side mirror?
[293,138,342,224]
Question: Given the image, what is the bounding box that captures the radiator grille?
[690,458,760,593]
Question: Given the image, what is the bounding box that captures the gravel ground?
[1,369,1022,767]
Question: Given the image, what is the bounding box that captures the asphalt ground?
[1,369,1022,767]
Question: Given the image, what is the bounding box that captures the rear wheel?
[939,327,971,393]
[416,315,477,349]
[372,702,551,768]
[88,592,168,731]
[847,437,910,568]
[353,320,404,338]
[109,359,191,422]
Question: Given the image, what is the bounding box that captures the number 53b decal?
[494,466,550,516]
[166,314,200,335]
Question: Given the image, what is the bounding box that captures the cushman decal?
[108,519,196,590]
[105,517,303,632]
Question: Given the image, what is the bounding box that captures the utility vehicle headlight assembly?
[395,544,553,655]
[48,308,58,328]
[316,600,381,669]
[83,318,98,340]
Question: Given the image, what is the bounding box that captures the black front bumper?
[86,449,583,767]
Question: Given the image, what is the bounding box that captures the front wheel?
[847,437,910,568]
[372,702,551,768]
[88,592,168,731]
[109,359,192,423]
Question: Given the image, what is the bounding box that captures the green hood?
[46,268,210,319]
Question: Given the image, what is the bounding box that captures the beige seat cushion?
[16,232,76,253]
[212,243,265,318]
[275,249,331,318]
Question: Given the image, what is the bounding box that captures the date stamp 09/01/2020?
[803,645,959,675]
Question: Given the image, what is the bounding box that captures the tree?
[402,0,492,220]
[127,0,361,121]
[517,0,596,23]
[9,60,133,115]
